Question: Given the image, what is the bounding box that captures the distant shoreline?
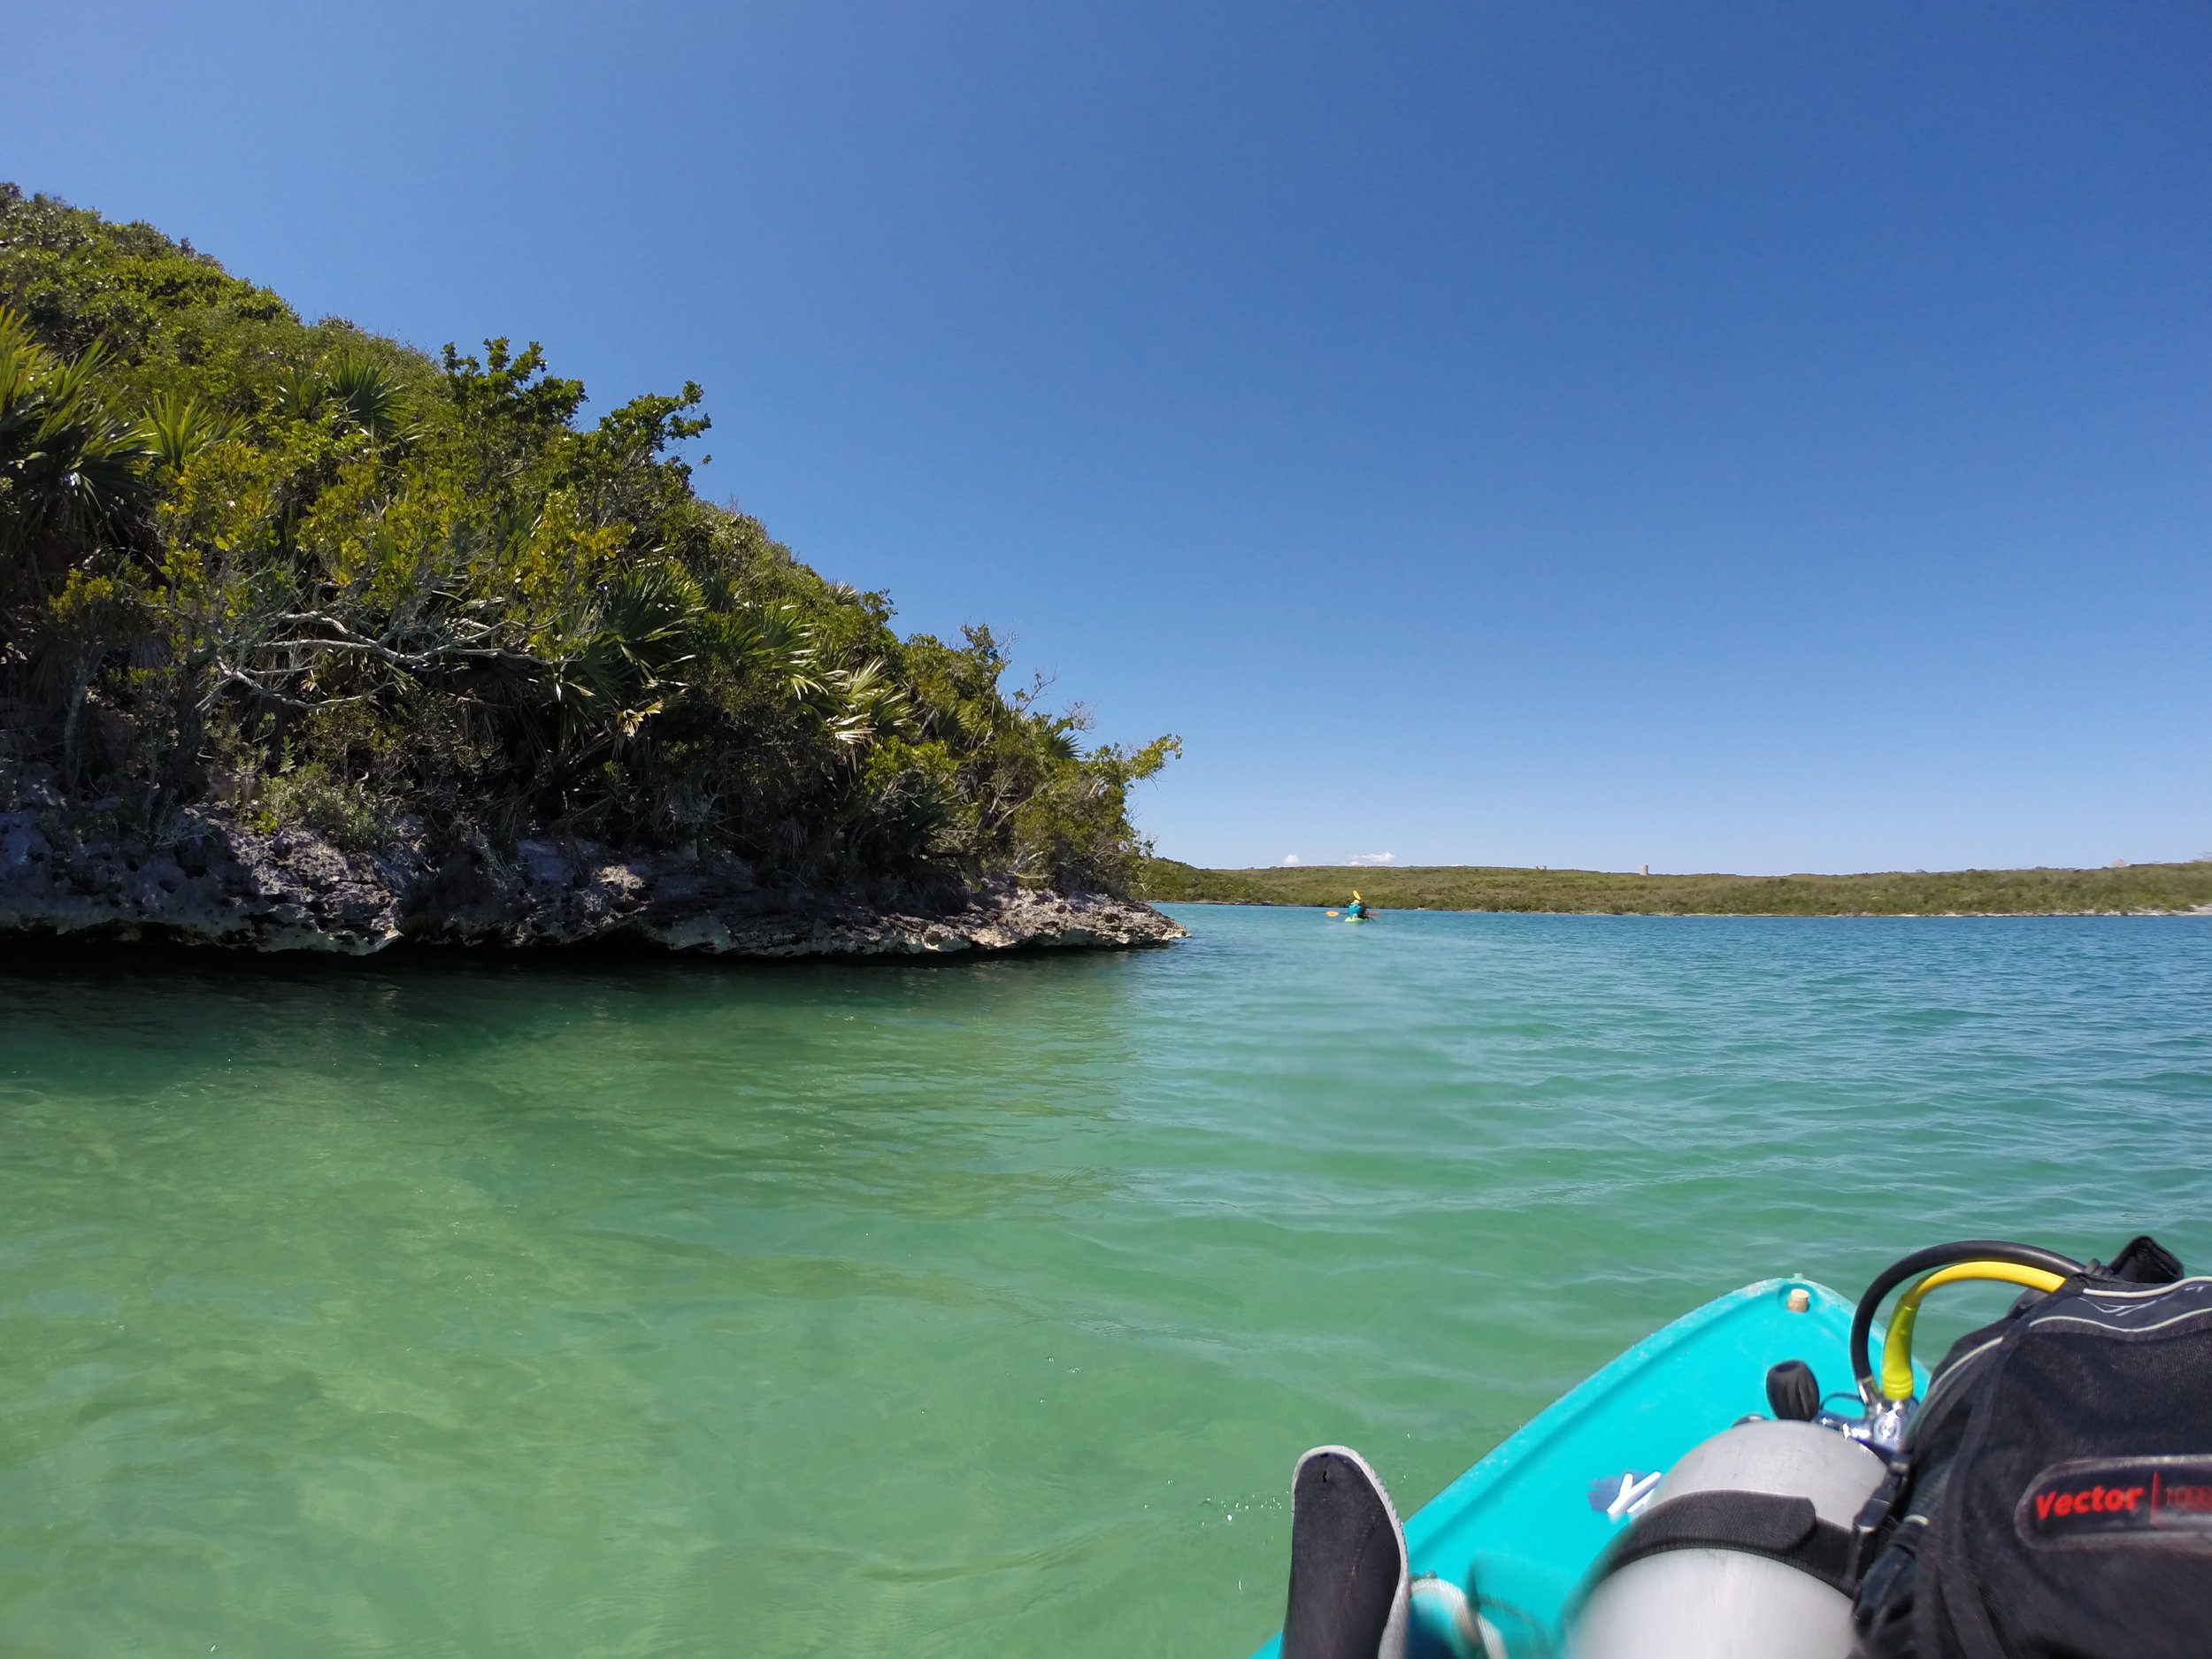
[1136,858,2212,918]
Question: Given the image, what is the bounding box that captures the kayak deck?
[1249,1277,1901,1655]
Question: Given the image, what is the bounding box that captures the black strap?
[1601,1488,1858,1594]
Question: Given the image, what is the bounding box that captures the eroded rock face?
[0,795,1187,958]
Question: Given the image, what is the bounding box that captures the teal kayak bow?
[1248,1277,1914,1656]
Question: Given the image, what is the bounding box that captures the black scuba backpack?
[1854,1235,2212,1659]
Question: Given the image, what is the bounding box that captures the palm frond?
[325,355,404,441]
[271,363,326,424]
[142,391,236,472]
[0,310,155,557]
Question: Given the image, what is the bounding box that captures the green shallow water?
[3,908,2209,1657]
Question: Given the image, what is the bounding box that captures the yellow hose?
[1880,1261,2068,1401]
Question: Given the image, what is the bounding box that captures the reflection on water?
[2,915,2209,1655]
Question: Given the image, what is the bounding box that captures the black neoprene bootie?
[1282,1446,1410,1659]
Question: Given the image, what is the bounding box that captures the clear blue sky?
[8,2,2208,873]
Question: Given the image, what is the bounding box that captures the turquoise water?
[2,908,2208,1657]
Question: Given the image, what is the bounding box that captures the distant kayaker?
[1346,890,1368,919]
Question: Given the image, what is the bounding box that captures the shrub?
[0,185,1174,895]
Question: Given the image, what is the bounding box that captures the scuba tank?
[1571,1237,2131,1659]
[1569,1414,1884,1659]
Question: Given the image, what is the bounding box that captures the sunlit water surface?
[3,908,2209,1656]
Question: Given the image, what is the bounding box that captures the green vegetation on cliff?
[1138,860,2212,916]
[0,186,1174,896]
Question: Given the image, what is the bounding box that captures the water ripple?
[0,915,2208,1655]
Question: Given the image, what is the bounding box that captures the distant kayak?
[1325,910,1376,923]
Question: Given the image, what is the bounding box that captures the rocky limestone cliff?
[0,774,1187,959]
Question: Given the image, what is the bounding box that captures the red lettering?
[2149,1481,2212,1513]
[2022,1470,2212,1534]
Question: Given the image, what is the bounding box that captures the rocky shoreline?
[0,787,1187,960]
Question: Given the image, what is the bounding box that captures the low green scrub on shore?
[1137,859,2212,916]
[0,186,1174,896]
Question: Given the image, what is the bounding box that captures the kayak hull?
[1248,1277,1910,1655]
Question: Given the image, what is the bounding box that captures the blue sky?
[8,2,2208,873]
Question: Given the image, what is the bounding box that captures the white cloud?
[1348,852,1395,866]
[1280,853,1301,865]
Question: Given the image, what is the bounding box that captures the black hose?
[1848,1240,2086,1393]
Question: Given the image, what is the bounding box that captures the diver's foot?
[1282,1446,1409,1659]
